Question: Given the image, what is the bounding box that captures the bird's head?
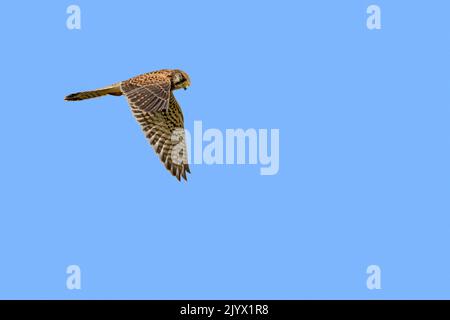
[171,70,191,90]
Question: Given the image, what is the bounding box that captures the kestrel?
[65,69,191,181]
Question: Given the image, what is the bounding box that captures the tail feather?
[65,83,122,101]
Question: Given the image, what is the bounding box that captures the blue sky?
[0,1,449,299]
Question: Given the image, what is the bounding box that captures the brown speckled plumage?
[65,69,191,181]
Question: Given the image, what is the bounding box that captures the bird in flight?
[65,69,191,181]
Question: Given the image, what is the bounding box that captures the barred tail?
[64,83,122,101]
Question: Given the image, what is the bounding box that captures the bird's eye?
[174,74,183,84]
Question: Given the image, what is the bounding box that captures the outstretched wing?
[129,92,190,181]
[121,73,171,113]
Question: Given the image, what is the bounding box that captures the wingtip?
[173,166,189,182]
[64,93,78,101]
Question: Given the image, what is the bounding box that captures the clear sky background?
[0,1,449,299]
